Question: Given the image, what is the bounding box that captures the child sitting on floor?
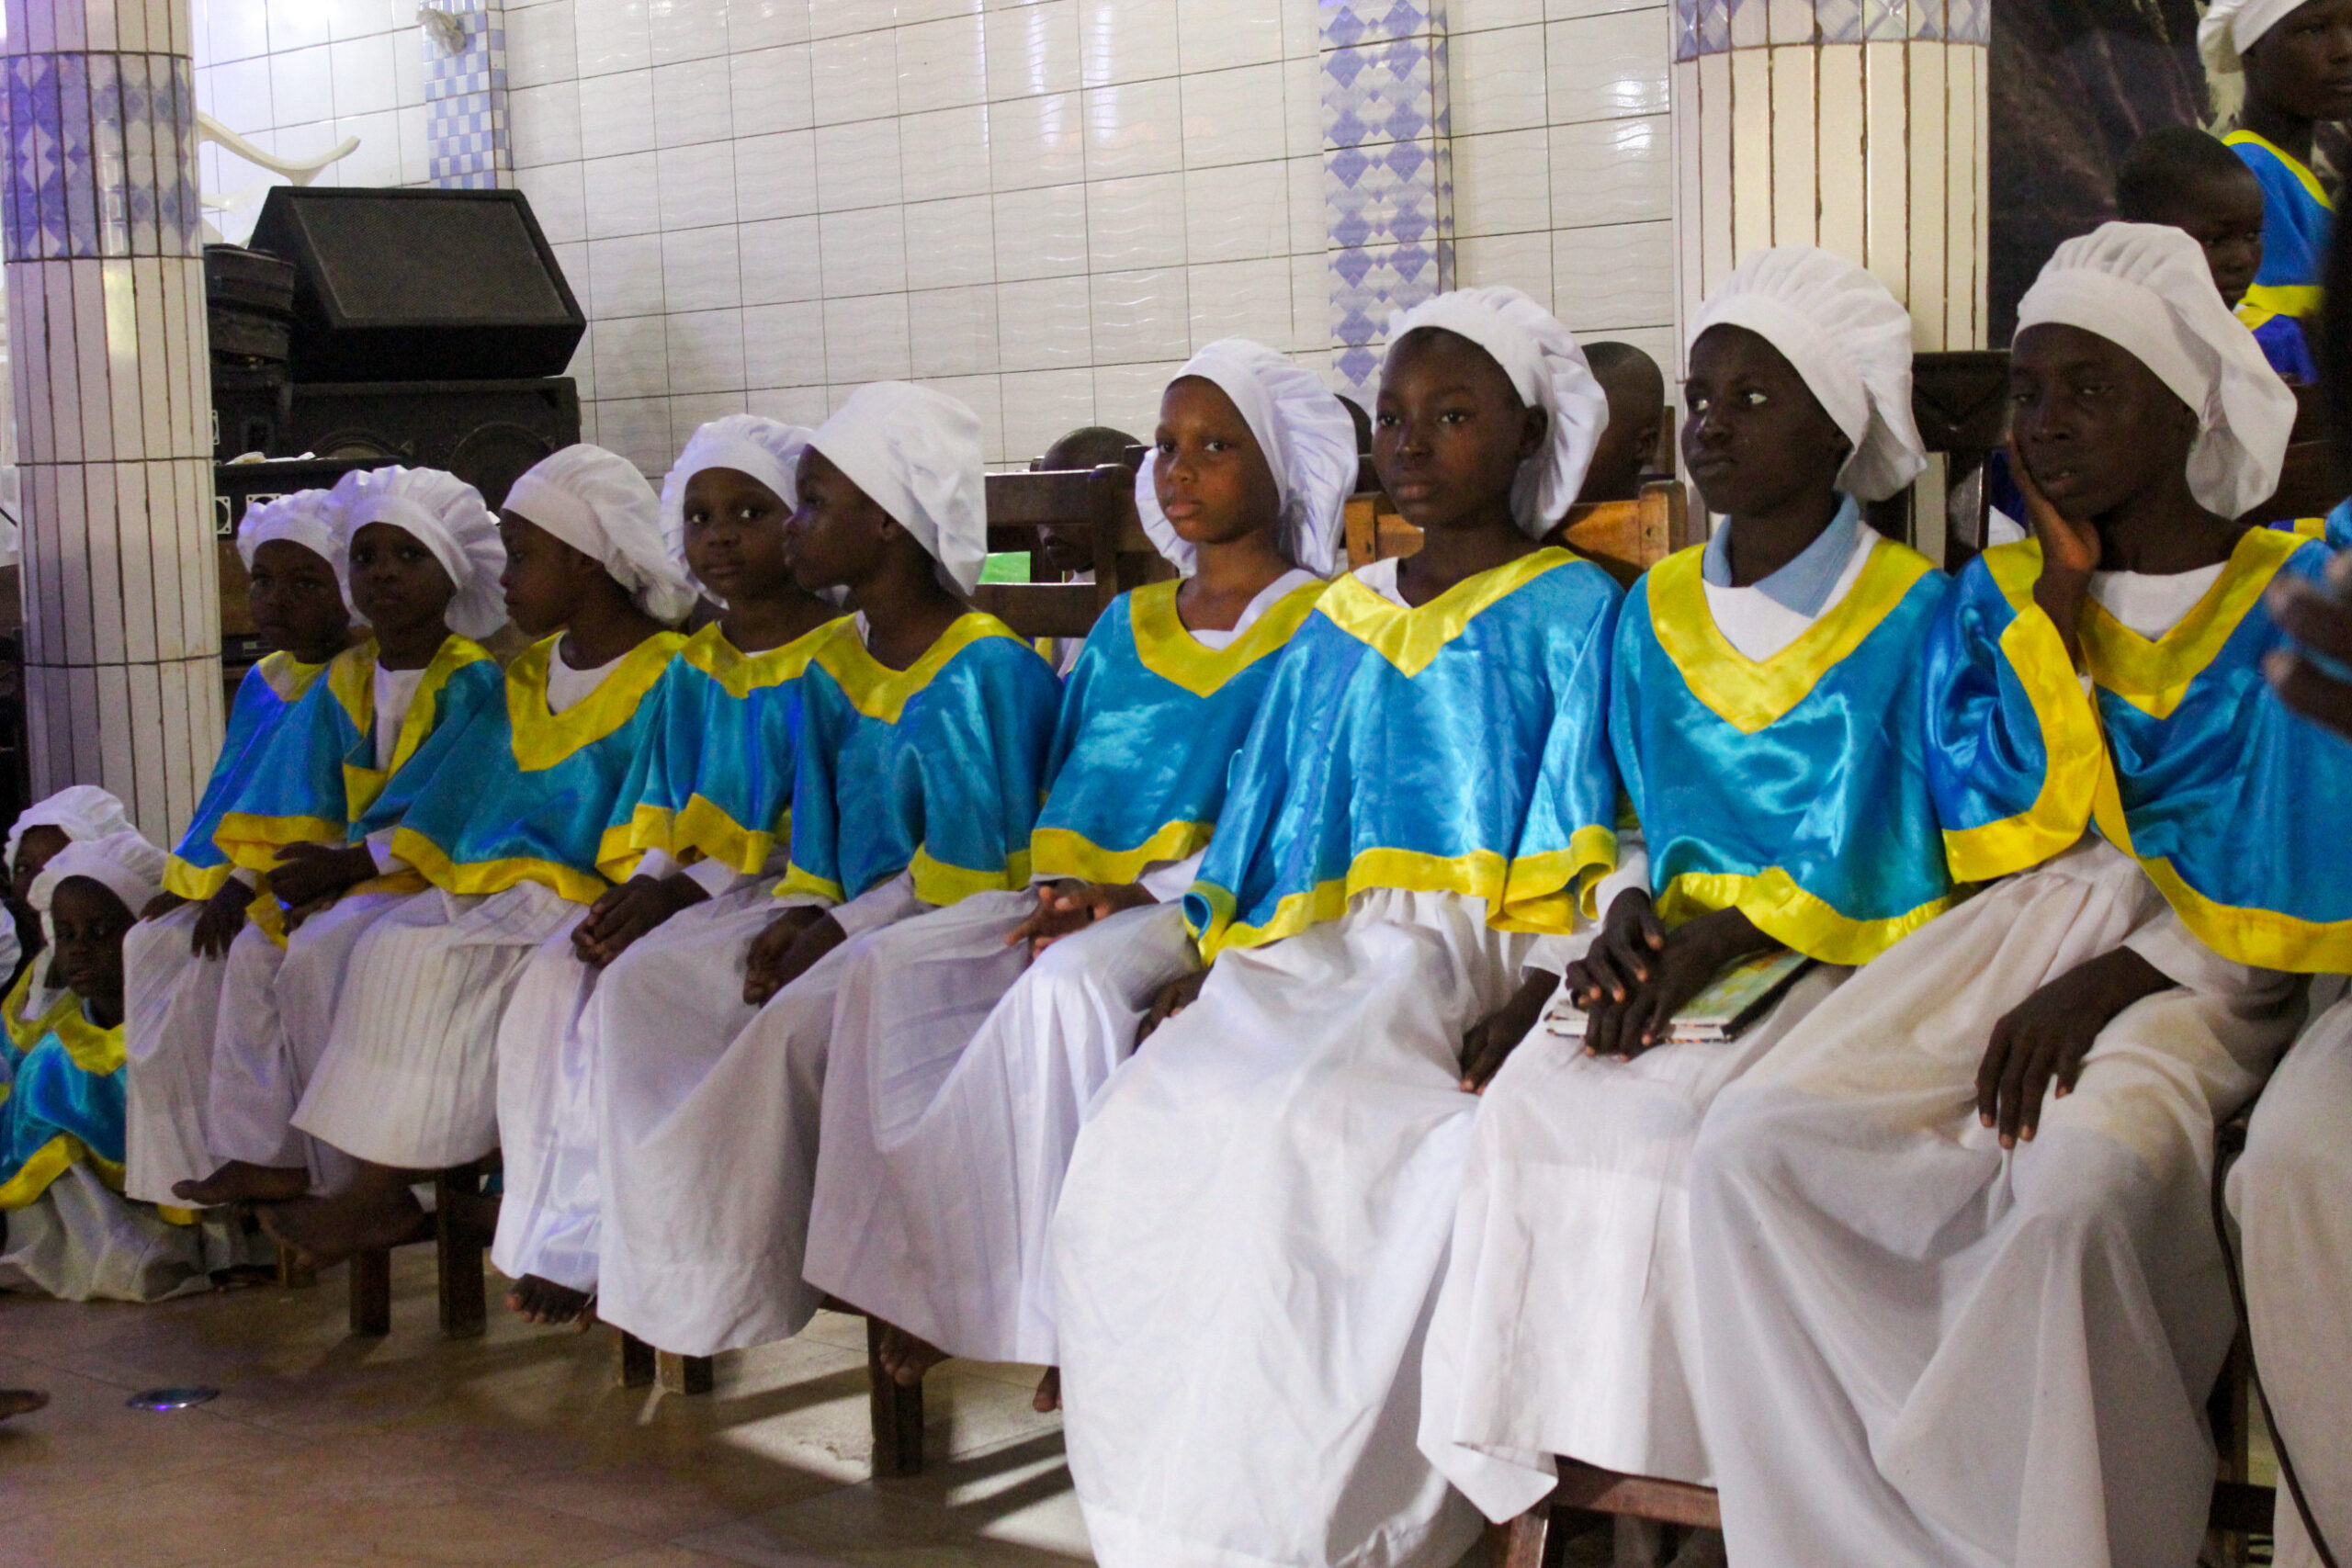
[2120,124,2316,380]
[5,787,136,1050]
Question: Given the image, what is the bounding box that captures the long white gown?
[1051,887,1530,1568]
[2231,991,2352,1568]
[121,905,227,1203]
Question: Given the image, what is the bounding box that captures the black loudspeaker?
[248,186,586,382]
[211,378,581,510]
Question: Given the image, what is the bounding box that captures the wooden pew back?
[1343,478,1692,586]
[971,462,1169,640]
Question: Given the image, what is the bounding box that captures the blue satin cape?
[162,652,333,899]
[0,1001,126,1208]
[2228,130,2331,319]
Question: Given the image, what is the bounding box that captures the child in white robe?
[1049,288,1623,1568]
[6,786,137,1050]
[802,340,1355,1400]
[1690,223,2316,1568]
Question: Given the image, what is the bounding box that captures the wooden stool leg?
[433,1170,487,1339]
[657,1351,715,1394]
[1492,1506,1555,1568]
[348,1248,392,1336]
[866,1315,925,1478]
[618,1331,656,1389]
[276,1244,317,1291]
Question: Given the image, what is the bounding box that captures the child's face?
[1152,377,1283,552]
[2151,174,2268,309]
[246,539,349,662]
[48,876,133,1013]
[1374,329,1547,532]
[783,448,893,595]
[2009,322,2200,525]
[1036,525,1096,580]
[683,466,797,607]
[1581,381,1661,505]
[11,825,67,908]
[1680,326,1849,521]
[2246,0,2352,121]
[348,523,458,644]
[497,513,598,637]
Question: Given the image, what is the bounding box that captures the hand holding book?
[1560,889,1792,1057]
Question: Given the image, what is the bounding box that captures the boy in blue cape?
[2200,0,2352,321]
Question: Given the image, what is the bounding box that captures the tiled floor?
[0,1250,1093,1568]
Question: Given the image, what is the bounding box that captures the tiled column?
[1322,1,1454,402]
[1671,0,1990,362]
[2,0,220,844]
[424,0,510,190]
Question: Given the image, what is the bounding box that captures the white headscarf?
[503,445,698,625]
[1135,339,1359,577]
[30,829,167,920]
[236,489,349,612]
[660,415,816,603]
[2015,221,2296,519]
[1690,247,1928,502]
[808,383,989,595]
[2200,0,2312,75]
[6,785,135,874]
[332,466,509,641]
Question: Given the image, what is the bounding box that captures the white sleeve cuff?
[634,848,680,883]
[2122,908,2292,1003]
[367,829,403,875]
[230,866,259,889]
[1591,832,1651,919]
[684,857,751,897]
[828,869,920,938]
[1139,850,1208,904]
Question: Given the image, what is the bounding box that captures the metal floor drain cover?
[127,1386,218,1411]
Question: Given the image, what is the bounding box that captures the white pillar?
[1,0,221,845]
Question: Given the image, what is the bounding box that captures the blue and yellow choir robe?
[160,650,336,901]
[0,1000,126,1208]
[1053,548,1623,1568]
[2236,298,2318,382]
[2228,129,2331,321]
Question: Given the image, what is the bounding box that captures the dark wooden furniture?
[345,1159,496,1339]
[969,461,1167,640]
[1343,479,1692,584]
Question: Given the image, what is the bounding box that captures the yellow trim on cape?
[2235,299,2279,332]
[776,864,846,903]
[505,630,686,772]
[811,612,1035,725]
[1030,820,1215,886]
[341,635,497,818]
[1645,536,1936,735]
[254,649,334,703]
[387,827,616,906]
[213,812,346,873]
[2245,283,2324,318]
[2080,526,2302,719]
[1317,548,1576,679]
[2224,129,2334,210]
[628,797,787,878]
[0,1133,101,1209]
[49,1001,125,1076]
[1653,869,1962,967]
[162,856,237,901]
[677,616,843,698]
[3,963,74,1051]
[910,845,1034,907]
[1939,541,2107,883]
[1126,578,1327,697]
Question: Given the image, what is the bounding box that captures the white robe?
[120,906,227,1203]
[2230,991,2352,1568]
[1689,838,2301,1568]
[803,893,1197,1363]
[1051,887,1531,1568]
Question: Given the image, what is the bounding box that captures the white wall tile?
[744,300,829,386]
[582,150,662,237]
[823,292,914,380]
[1090,266,1188,362]
[895,197,995,295]
[1185,255,1291,351]
[329,32,398,118]
[1091,358,1182,440]
[1001,367,1098,459]
[996,276,1094,369]
[1457,231,1555,306]
[898,12,988,113]
[989,90,1085,190]
[505,2,579,87]
[1452,0,1547,28]
[518,160,590,243]
[1450,23,1547,136]
[266,0,329,53]
[1180,62,1285,168]
[899,105,993,202]
[588,232,668,316]
[923,373,1006,462]
[209,56,274,135]
[579,68,658,158]
[1182,158,1285,263]
[1546,0,1657,16]
[650,0,732,63]
[730,0,813,51]
[327,107,402,186]
[804,0,876,40]
[820,205,909,296]
[1177,0,1281,73]
[986,0,1080,101]
[1282,52,1320,159]
[1454,128,1552,237]
[993,181,1089,281]
[731,44,816,137]
[673,390,753,434]
[910,284,1001,378]
[811,27,899,124]
[511,81,585,168]
[575,0,654,75]
[653,56,735,146]
[594,310,672,397]
[269,43,334,126]
[740,215,824,302]
[394,28,424,112]
[594,395,674,470]
[735,130,821,220]
[815,117,905,209]
[1086,172,1184,272]
[748,384,833,426]
[397,102,428,183]
[1078,0,1179,87]
[208,0,270,63]
[666,307,748,392]
[1546,8,1670,121]
[662,224,743,310]
[1551,218,1674,327]
[1083,77,1182,178]
[1549,114,1670,225]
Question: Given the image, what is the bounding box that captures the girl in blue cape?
[493,414,843,1326]
[1051,288,1623,1568]
[1420,249,1959,1526]
[4,787,136,1052]
[266,446,697,1267]
[1690,224,2317,1568]
[802,339,1356,1408]
[150,468,509,1213]
[2200,0,2352,322]
[594,383,1062,1360]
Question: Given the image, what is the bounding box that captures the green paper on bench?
[1544,947,1817,1045]
[980,551,1032,583]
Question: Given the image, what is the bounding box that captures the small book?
[1544,948,1817,1046]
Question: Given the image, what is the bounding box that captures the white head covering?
[1381,286,1611,537]
[503,445,699,625]
[1689,247,1928,502]
[236,489,349,610]
[2200,0,2312,75]
[2015,221,2296,519]
[30,829,167,920]
[808,383,989,595]
[331,466,509,641]
[659,415,817,603]
[1135,338,1358,577]
[6,785,135,874]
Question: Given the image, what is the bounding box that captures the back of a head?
[1040,425,1141,473]
[1586,343,1667,421]
[2116,125,2256,225]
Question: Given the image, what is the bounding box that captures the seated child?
[2119,124,2315,380]
[1049,287,1621,1568]
[1576,340,1668,503]
[5,787,136,1048]
[2203,0,2352,321]
[122,491,355,1203]
[1690,223,2327,1568]
[494,414,842,1322]
[265,445,695,1264]
[1418,250,1959,1520]
[802,339,1354,1403]
[169,466,509,1209]
[1032,424,1143,676]
[591,382,1061,1359]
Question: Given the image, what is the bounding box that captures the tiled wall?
[187,0,1675,471]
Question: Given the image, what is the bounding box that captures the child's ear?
[1519,404,1551,462]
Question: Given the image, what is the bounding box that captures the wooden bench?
[1343,479,1693,583]
[969,460,1169,642]
[343,1158,497,1339]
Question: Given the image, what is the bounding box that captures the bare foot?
[875,1322,949,1388]
[505,1274,595,1328]
[173,1160,308,1207]
[0,1388,48,1421]
[259,1187,429,1269]
[1033,1366,1060,1414]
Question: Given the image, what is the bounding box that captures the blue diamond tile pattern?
[1663,0,1986,51]
[424,0,510,189]
[3,49,198,261]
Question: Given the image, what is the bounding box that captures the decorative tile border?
[1673,0,1987,62]
[0,51,200,262]
[424,0,509,189]
[1321,1,1453,401]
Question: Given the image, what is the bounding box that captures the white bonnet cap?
[1382,286,1611,537]
[236,489,348,609]
[2015,221,2296,519]
[1690,247,1928,502]
[659,415,816,601]
[332,466,509,641]
[6,785,134,873]
[2199,0,2311,75]
[503,444,700,625]
[808,383,989,595]
[30,829,166,919]
[1136,338,1358,577]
